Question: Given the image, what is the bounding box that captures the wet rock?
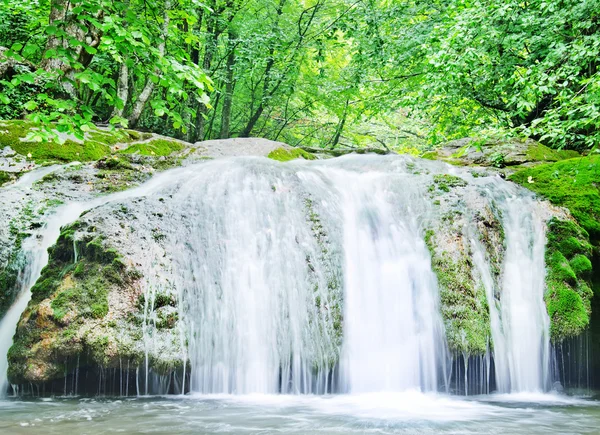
[422,137,580,170]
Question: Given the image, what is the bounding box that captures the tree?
[0,0,211,141]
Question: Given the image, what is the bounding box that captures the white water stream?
[336,170,445,393]
[476,183,551,393]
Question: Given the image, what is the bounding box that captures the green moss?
[544,218,595,341]
[0,120,107,162]
[0,171,12,186]
[96,156,134,171]
[570,254,593,278]
[0,120,152,163]
[524,142,565,162]
[421,151,438,160]
[425,230,489,354]
[509,156,600,240]
[86,129,137,147]
[124,130,152,141]
[7,222,145,384]
[119,138,184,157]
[546,281,589,340]
[547,251,577,284]
[512,159,599,341]
[267,147,316,162]
[432,174,467,193]
[153,293,176,309]
[30,264,65,301]
[14,138,109,163]
[156,311,179,329]
[433,253,490,354]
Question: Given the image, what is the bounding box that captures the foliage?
[1,0,598,151]
[119,138,183,157]
[396,0,600,149]
[0,0,211,142]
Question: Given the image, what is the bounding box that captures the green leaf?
[45,25,58,36]
[23,101,38,111]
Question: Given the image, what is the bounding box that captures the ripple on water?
[2,393,598,434]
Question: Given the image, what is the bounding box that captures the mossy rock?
[119,138,184,157]
[546,281,589,341]
[425,230,490,355]
[0,170,13,186]
[511,157,599,341]
[570,254,593,278]
[431,174,467,193]
[7,222,141,384]
[0,120,146,163]
[267,147,316,162]
[544,218,594,341]
[422,137,580,169]
[510,156,600,241]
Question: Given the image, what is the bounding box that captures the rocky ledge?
[0,121,597,394]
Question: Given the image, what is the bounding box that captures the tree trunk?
[128,0,170,128]
[40,0,103,97]
[219,31,237,139]
[240,0,287,138]
[193,5,221,141]
[111,62,129,120]
[330,99,349,148]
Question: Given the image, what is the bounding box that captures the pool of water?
[0,392,599,434]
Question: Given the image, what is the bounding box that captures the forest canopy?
[0,0,598,151]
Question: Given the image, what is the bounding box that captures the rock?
[0,131,595,394]
[190,137,292,159]
[422,137,580,170]
[7,217,184,387]
[0,120,188,168]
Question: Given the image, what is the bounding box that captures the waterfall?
[474,180,551,393]
[167,159,342,394]
[0,155,556,396]
[335,170,445,393]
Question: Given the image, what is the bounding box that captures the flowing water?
[471,185,551,393]
[1,393,600,434]
[0,155,596,432]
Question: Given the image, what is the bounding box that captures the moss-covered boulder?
[427,239,491,355]
[510,155,599,342]
[7,220,184,386]
[509,156,600,241]
[423,137,579,169]
[423,173,494,356]
[543,218,594,341]
[0,119,186,165]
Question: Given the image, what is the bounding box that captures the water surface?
[0,393,598,434]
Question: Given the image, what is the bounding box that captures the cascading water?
[0,155,558,396]
[473,181,551,393]
[163,160,447,394]
[334,170,445,393]
[166,160,342,394]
